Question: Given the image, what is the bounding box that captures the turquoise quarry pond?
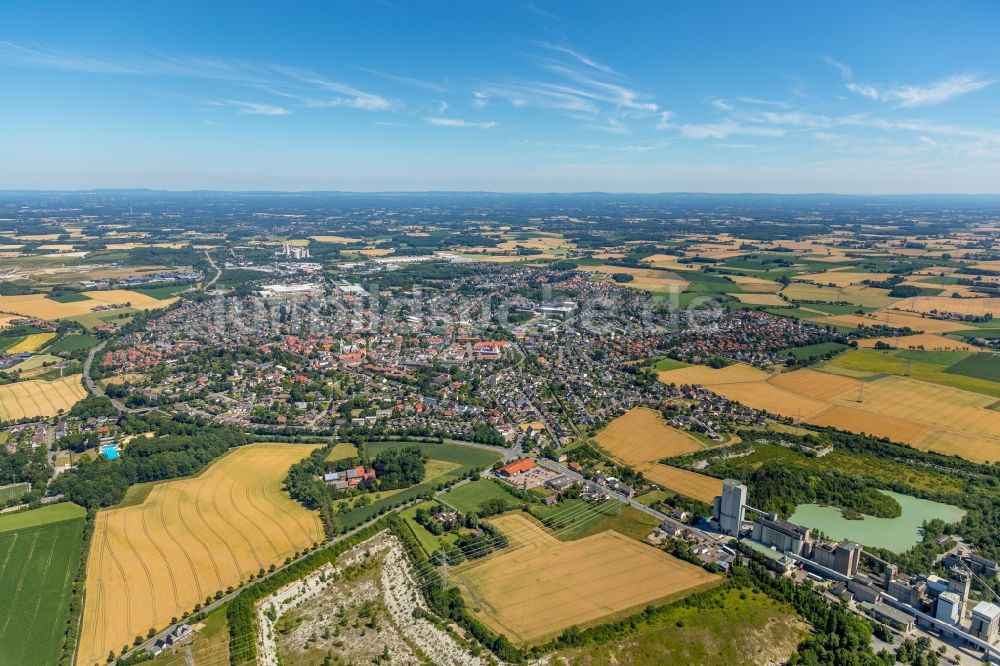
[788,490,965,553]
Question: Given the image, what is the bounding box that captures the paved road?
[202,250,221,290]
[82,338,128,413]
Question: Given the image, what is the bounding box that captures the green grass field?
[822,348,1000,398]
[331,441,501,531]
[66,308,138,329]
[529,499,658,541]
[0,335,25,352]
[441,478,524,514]
[133,284,189,300]
[46,291,92,303]
[46,333,100,353]
[399,500,457,556]
[951,329,1000,339]
[652,357,689,372]
[547,587,807,666]
[784,341,847,361]
[0,503,87,665]
[943,352,1000,382]
[0,482,30,504]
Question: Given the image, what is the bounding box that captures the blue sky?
[2,1,999,192]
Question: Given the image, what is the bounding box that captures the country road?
[82,338,128,413]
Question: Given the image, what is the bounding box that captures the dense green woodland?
[49,415,249,509]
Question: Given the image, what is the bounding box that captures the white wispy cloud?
[825,56,993,108]
[425,117,497,129]
[655,111,675,129]
[535,42,617,76]
[0,40,393,113]
[824,56,853,80]
[359,67,448,92]
[885,74,994,108]
[679,122,785,140]
[481,41,656,130]
[472,91,489,109]
[227,101,291,116]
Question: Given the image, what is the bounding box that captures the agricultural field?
[6,331,56,352]
[675,361,1000,463]
[781,282,897,308]
[892,295,1000,317]
[0,375,87,420]
[822,349,1000,398]
[656,362,770,385]
[856,332,975,351]
[45,333,101,353]
[638,464,723,504]
[0,503,87,666]
[799,270,895,287]
[76,444,324,666]
[546,587,808,666]
[731,292,787,306]
[594,407,703,467]
[455,513,717,645]
[575,264,690,291]
[651,357,689,371]
[0,481,30,504]
[529,499,659,542]
[0,289,175,321]
[440,478,523,515]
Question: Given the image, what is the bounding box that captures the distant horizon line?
[3,188,1000,198]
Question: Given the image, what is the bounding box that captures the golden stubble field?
[456,513,717,644]
[0,290,175,320]
[659,365,1000,463]
[574,265,690,291]
[594,407,703,466]
[638,464,723,504]
[76,444,324,666]
[0,375,87,420]
[892,296,1000,318]
[594,407,723,503]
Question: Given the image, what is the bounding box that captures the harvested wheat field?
[0,290,175,320]
[767,368,862,401]
[800,271,895,287]
[698,368,1000,463]
[310,235,364,244]
[575,265,690,291]
[76,443,324,666]
[0,375,87,420]
[725,275,783,293]
[823,311,967,333]
[640,254,691,271]
[6,332,56,353]
[639,464,723,504]
[79,289,177,309]
[893,296,1000,318]
[782,283,897,308]
[856,333,975,351]
[595,407,703,467]
[356,247,395,257]
[457,513,717,644]
[657,362,771,386]
[706,380,831,419]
